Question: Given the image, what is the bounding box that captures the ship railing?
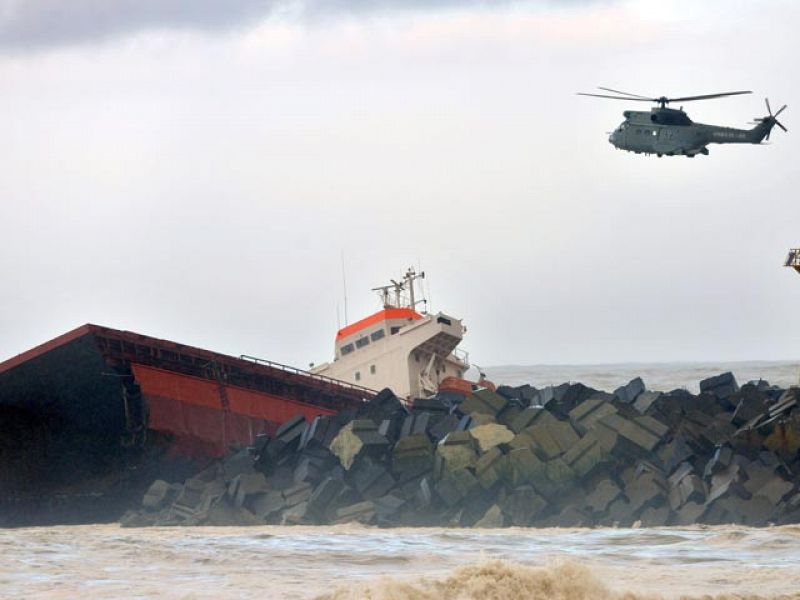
[239,354,376,395]
[452,347,470,367]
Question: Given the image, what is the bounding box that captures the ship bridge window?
[341,343,354,356]
[390,326,401,335]
[437,316,452,326]
[370,329,385,342]
[370,365,376,375]
[355,337,370,349]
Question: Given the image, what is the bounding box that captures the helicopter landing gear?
[657,153,663,158]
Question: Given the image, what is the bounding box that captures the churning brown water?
[2,524,799,599]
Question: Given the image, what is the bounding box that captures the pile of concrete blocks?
[122,375,800,528]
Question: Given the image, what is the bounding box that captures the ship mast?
[371,268,427,312]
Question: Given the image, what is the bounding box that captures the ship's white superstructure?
[311,269,469,400]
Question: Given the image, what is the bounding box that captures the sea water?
[2,524,799,599]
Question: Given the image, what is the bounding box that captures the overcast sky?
[1,0,798,369]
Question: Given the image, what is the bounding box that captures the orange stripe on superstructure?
[336,308,422,341]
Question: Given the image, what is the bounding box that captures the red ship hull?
[0,324,373,456]
[0,325,373,524]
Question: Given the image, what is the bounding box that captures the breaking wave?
[314,560,800,600]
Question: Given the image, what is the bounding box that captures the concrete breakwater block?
[122,378,800,529]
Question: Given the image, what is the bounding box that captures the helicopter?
[578,87,787,157]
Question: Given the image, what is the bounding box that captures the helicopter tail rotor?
[753,98,788,140]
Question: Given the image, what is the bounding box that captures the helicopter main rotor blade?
[596,87,653,99]
[576,92,653,101]
[669,91,752,103]
[766,98,772,116]
[776,120,788,132]
[775,104,788,117]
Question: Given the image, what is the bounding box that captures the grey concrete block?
[595,413,663,453]
[659,436,695,475]
[374,494,406,523]
[435,431,478,477]
[699,372,739,399]
[142,480,173,510]
[251,491,285,520]
[731,389,768,427]
[614,377,645,405]
[509,406,546,434]
[562,431,610,478]
[569,394,617,432]
[307,476,345,518]
[506,447,547,488]
[329,420,390,470]
[584,480,622,514]
[207,502,261,526]
[474,446,505,490]
[474,504,505,528]
[633,391,662,415]
[469,423,514,453]
[333,501,377,524]
[351,458,396,500]
[229,472,270,508]
[435,468,479,507]
[276,415,308,448]
[624,471,666,514]
[282,482,313,507]
[671,501,706,526]
[605,498,633,526]
[706,465,748,505]
[501,486,547,526]
[281,501,311,525]
[460,389,508,417]
[546,383,597,416]
[429,414,460,442]
[358,388,407,425]
[222,449,255,480]
[755,476,794,506]
[528,412,580,459]
[393,433,434,479]
[639,505,671,527]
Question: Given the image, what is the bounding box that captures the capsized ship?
[0,324,373,523]
[311,268,471,400]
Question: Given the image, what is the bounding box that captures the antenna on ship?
[371,267,428,311]
[341,250,349,326]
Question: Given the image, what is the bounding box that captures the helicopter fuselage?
[609,107,772,157]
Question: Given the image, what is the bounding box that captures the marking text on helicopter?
[577,87,787,158]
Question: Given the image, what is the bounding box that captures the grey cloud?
[0,0,594,51]
[0,0,275,50]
